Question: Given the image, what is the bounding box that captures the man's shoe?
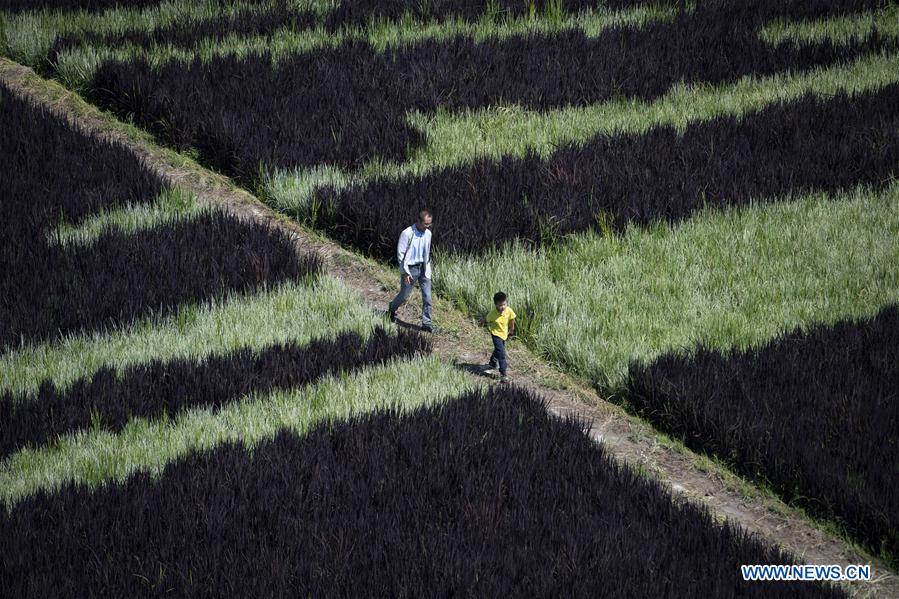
[500,375,510,384]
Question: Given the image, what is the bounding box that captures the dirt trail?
[2,58,894,598]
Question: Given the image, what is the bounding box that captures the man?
[387,210,433,332]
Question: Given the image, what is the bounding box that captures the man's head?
[493,291,507,312]
[417,210,433,231]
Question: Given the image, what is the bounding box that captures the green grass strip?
[45,186,206,247]
[406,51,899,166]
[761,4,899,47]
[0,276,380,399]
[436,182,899,391]
[0,355,473,508]
[51,5,676,90]
[1,0,296,67]
[264,51,899,217]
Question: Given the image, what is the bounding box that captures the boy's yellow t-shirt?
[487,306,516,340]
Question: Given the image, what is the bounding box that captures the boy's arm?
[509,314,516,336]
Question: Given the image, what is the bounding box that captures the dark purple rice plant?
[0,327,429,458]
[316,83,899,259]
[86,1,895,176]
[0,384,845,598]
[0,84,321,349]
[624,304,899,564]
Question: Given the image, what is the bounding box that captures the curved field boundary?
[1,57,894,596]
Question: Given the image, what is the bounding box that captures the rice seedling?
[45,186,207,248]
[262,51,899,217]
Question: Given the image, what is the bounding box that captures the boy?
[484,291,516,384]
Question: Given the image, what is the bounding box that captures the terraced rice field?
[1,0,897,595]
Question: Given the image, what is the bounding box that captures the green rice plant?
[435,182,899,391]
[257,164,349,228]
[484,0,503,24]
[47,4,677,89]
[1,0,336,68]
[0,276,379,398]
[405,51,899,167]
[45,186,206,247]
[543,0,564,26]
[0,355,474,508]
[263,52,899,219]
[761,4,899,47]
[3,0,239,67]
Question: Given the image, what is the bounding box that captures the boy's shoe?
[422,324,433,333]
[500,375,510,384]
[387,310,397,323]
[481,363,497,375]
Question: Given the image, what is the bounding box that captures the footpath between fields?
[1,57,894,598]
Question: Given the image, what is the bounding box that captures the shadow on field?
[457,363,497,379]
[372,307,432,334]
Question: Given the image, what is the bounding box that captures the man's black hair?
[418,209,432,221]
[493,291,507,304]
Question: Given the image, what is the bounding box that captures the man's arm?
[397,228,412,277]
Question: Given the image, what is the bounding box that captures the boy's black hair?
[493,291,507,304]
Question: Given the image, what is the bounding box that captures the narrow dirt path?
[2,58,894,597]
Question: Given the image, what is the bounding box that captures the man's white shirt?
[397,224,432,279]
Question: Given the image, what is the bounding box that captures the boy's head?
[493,291,507,311]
